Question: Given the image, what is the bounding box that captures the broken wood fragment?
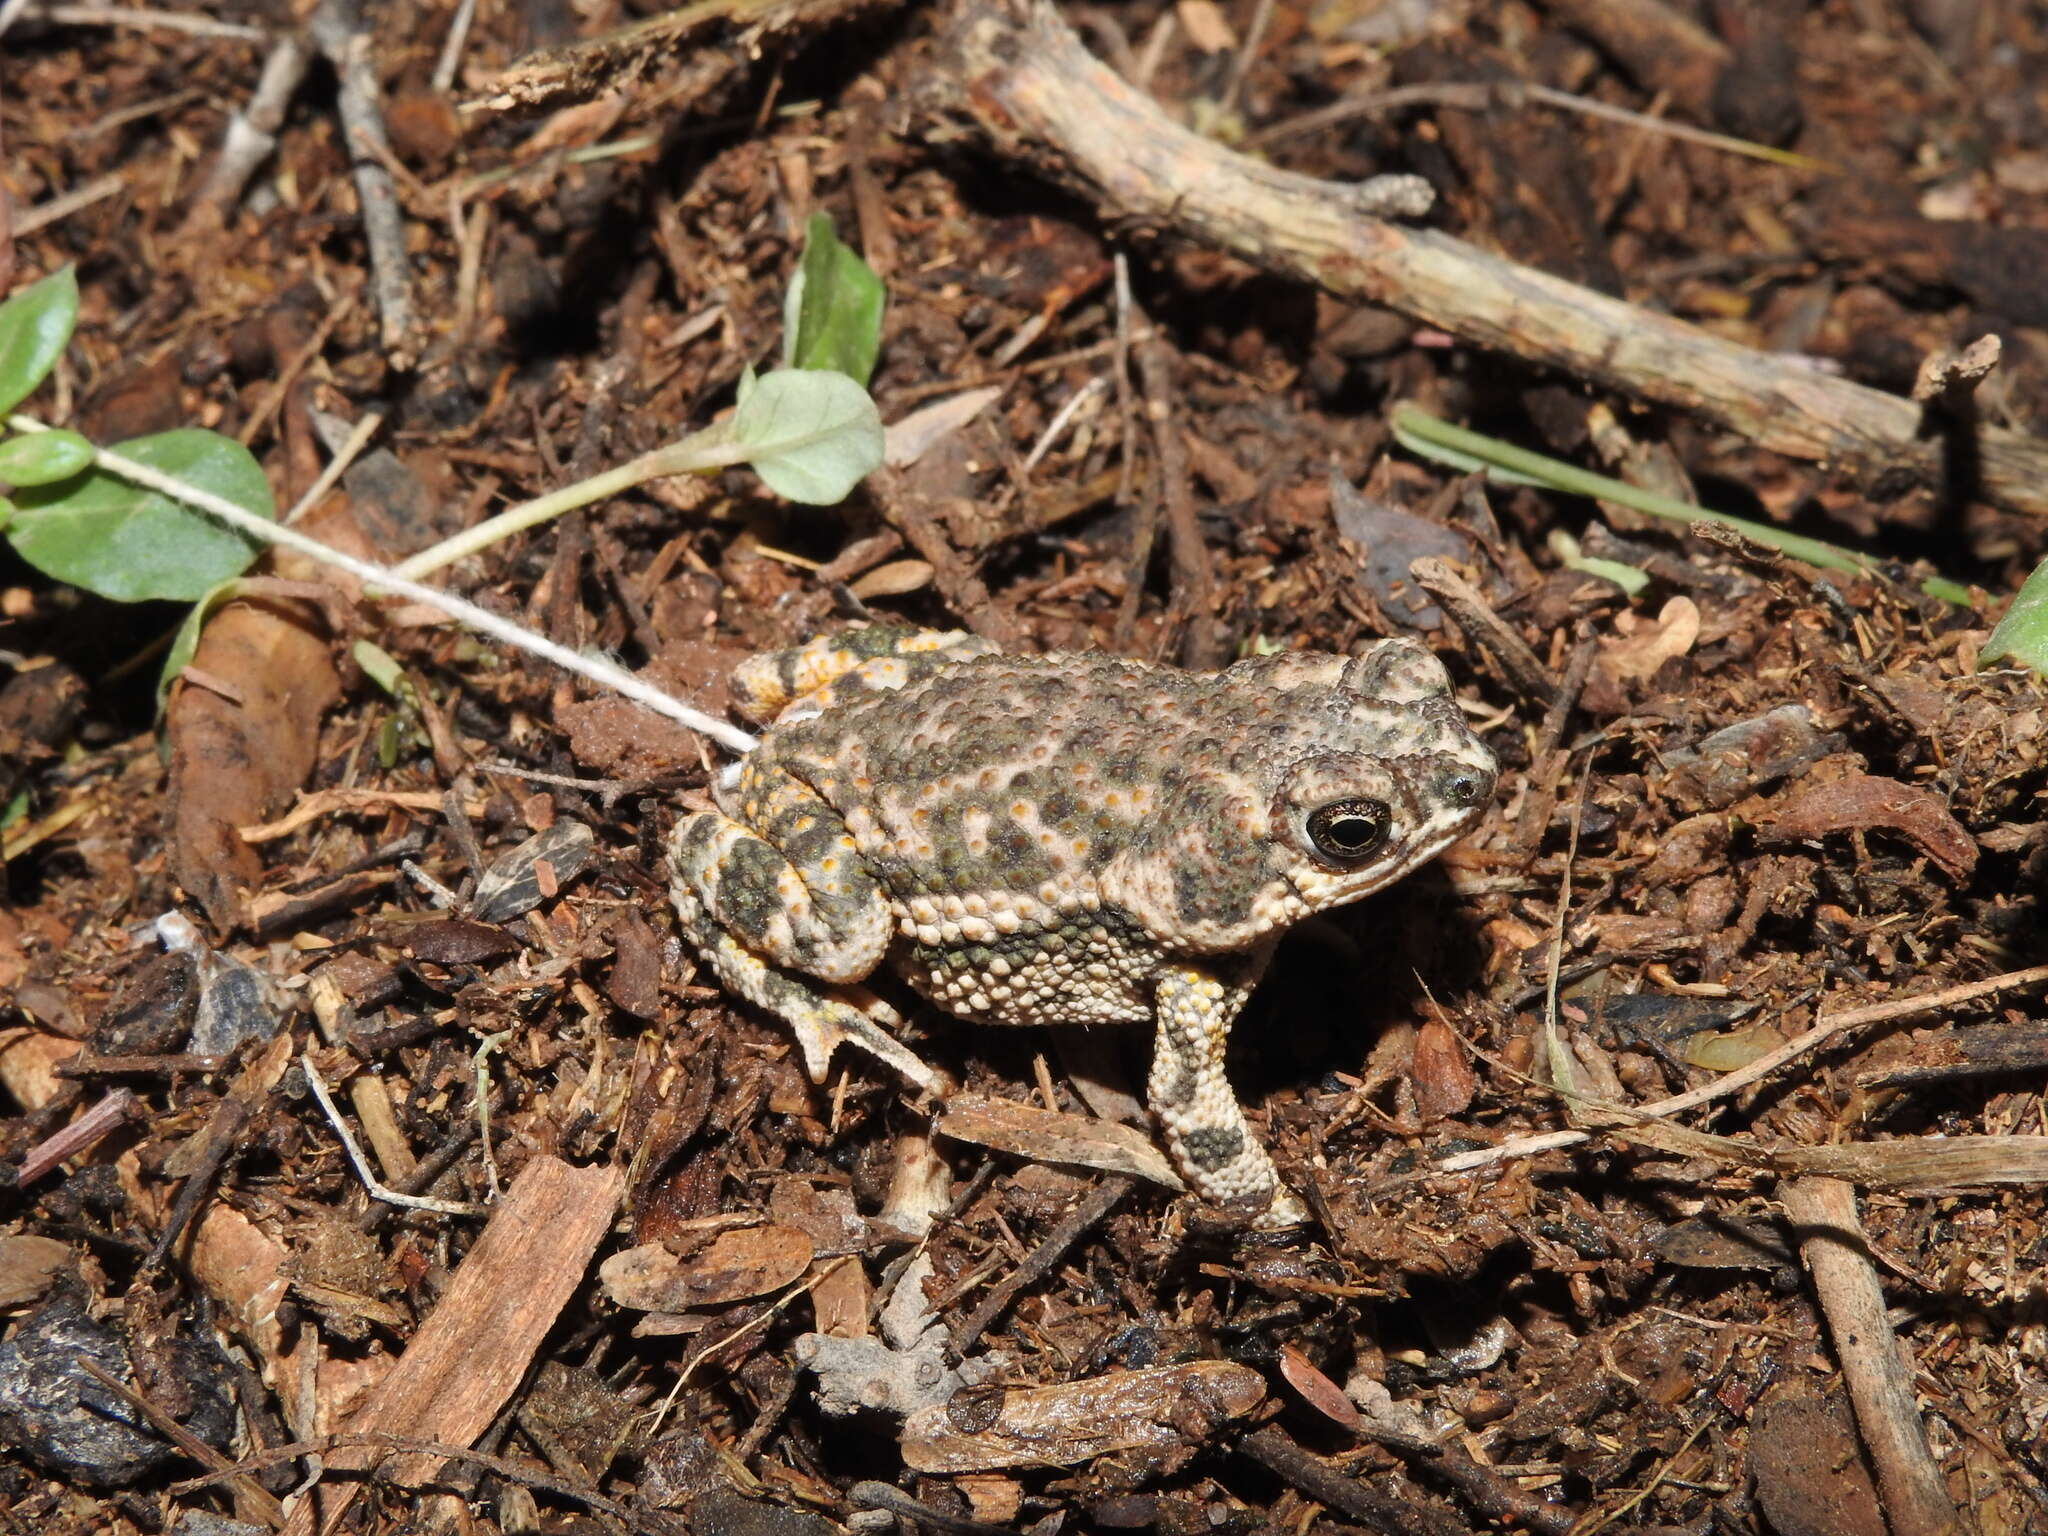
[285,1155,624,1534]
[921,0,2048,519]
[1780,1177,1961,1536]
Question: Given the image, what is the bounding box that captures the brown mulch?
[5,1,2048,1533]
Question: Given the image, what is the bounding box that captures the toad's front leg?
[1147,960,1308,1228]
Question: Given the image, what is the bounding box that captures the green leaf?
[1982,556,2048,674]
[7,429,274,602]
[730,369,883,505]
[0,267,79,416]
[784,214,884,386]
[0,429,93,487]
[156,578,248,712]
[1547,528,1649,596]
[352,638,418,707]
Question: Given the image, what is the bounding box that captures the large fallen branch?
[921,0,2048,520]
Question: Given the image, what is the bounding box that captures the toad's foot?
[1147,962,1306,1228]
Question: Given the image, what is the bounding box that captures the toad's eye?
[1306,798,1391,861]
[1442,769,1491,807]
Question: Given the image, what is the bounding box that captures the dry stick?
[1354,1423,1578,1536]
[1435,961,2048,1175]
[850,1481,1020,1536]
[21,4,266,38]
[1411,555,1559,709]
[948,1173,1133,1356]
[311,0,415,364]
[1237,1424,1467,1536]
[188,34,311,220]
[240,290,357,447]
[924,0,2048,520]
[1781,1177,1962,1536]
[1248,78,1832,174]
[13,1086,132,1185]
[75,1358,290,1530]
[16,173,123,237]
[1134,331,1222,667]
[431,0,477,93]
[173,1431,686,1534]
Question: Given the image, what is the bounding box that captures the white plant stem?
[388,426,740,581]
[7,413,759,755]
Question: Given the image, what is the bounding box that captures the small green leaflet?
[9,429,275,603]
[730,369,883,505]
[0,267,79,417]
[0,429,93,487]
[782,213,885,387]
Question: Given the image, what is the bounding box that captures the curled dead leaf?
[1598,595,1700,684]
[599,1225,814,1312]
[1761,772,1977,882]
[901,1361,1265,1471]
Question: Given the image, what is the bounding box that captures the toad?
[669,627,1495,1224]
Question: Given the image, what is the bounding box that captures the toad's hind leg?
[1148,961,1308,1228]
[730,627,998,726]
[668,807,936,1091]
[669,789,890,984]
[669,888,938,1091]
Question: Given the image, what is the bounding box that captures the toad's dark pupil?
[1308,799,1390,860]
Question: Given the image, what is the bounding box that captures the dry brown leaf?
[1176,0,1238,50]
[1409,1017,1475,1122]
[935,1094,1184,1189]
[599,1225,815,1312]
[1762,772,1978,882]
[1277,1344,1363,1432]
[1598,595,1700,684]
[0,1235,75,1309]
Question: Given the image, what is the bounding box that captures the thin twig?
[1134,327,1219,666]
[1246,77,1834,175]
[1020,375,1107,474]
[24,4,266,38]
[302,1049,486,1216]
[8,414,758,753]
[239,289,356,447]
[189,35,311,219]
[1435,962,2048,1175]
[1781,1177,1960,1536]
[431,0,477,93]
[170,1430,686,1534]
[1238,1425,1468,1536]
[949,1174,1132,1356]
[311,0,415,362]
[285,410,383,524]
[75,1359,289,1530]
[14,1087,132,1185]
[16,173,123,236]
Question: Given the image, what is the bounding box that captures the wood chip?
[286,1156,624,1534]
[1761,771,1978,882]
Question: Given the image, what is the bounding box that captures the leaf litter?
[4,1,2048,1533]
